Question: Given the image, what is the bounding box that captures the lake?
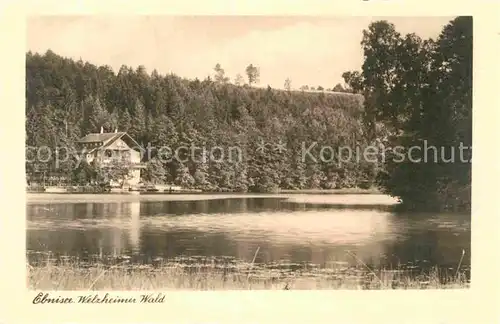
[26,193,470,277]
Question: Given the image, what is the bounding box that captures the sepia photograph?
[24,15,472,292]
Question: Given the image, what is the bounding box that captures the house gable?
[77,132,143,155]
[105,138,132,150]
[102,133,143,153]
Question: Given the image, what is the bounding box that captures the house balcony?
[132,162,147,169]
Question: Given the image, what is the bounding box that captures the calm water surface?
[26,194,470,273]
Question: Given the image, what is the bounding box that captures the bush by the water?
[343,17,472,212]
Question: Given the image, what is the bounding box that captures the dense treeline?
[26,51,375,192]
[342,16,472,211]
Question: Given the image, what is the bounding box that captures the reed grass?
[27,257,469,290]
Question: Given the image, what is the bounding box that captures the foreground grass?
[27,258,469,290]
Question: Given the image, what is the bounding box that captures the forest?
[25,17,472,212]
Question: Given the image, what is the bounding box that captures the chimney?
[100,126,104,134]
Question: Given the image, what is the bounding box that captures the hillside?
[26,50,377,192]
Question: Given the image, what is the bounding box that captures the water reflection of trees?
[27,199,470,271]
[27,201,142,259]
[381,212,470,268]
[26,200,396,266]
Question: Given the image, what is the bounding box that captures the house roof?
[77,132,126,144]
[77,132,143,153]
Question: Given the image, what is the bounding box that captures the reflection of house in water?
[127,202,141,253]
[85,203,93,218]
[96,202,142,257]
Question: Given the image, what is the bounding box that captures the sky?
[27,16,456,89]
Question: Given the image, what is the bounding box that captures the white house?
[76,127,145,187]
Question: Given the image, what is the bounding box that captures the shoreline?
[25,191,400,205]
[277,188,380,194]
[26,187,381,196]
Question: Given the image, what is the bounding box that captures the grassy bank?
[27,259,468,290]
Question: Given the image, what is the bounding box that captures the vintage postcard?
[0,1,499,323]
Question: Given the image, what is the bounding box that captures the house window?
[105,150,113,158]
[123,151,131,161]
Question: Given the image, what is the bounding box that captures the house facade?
[76,128,145,187]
